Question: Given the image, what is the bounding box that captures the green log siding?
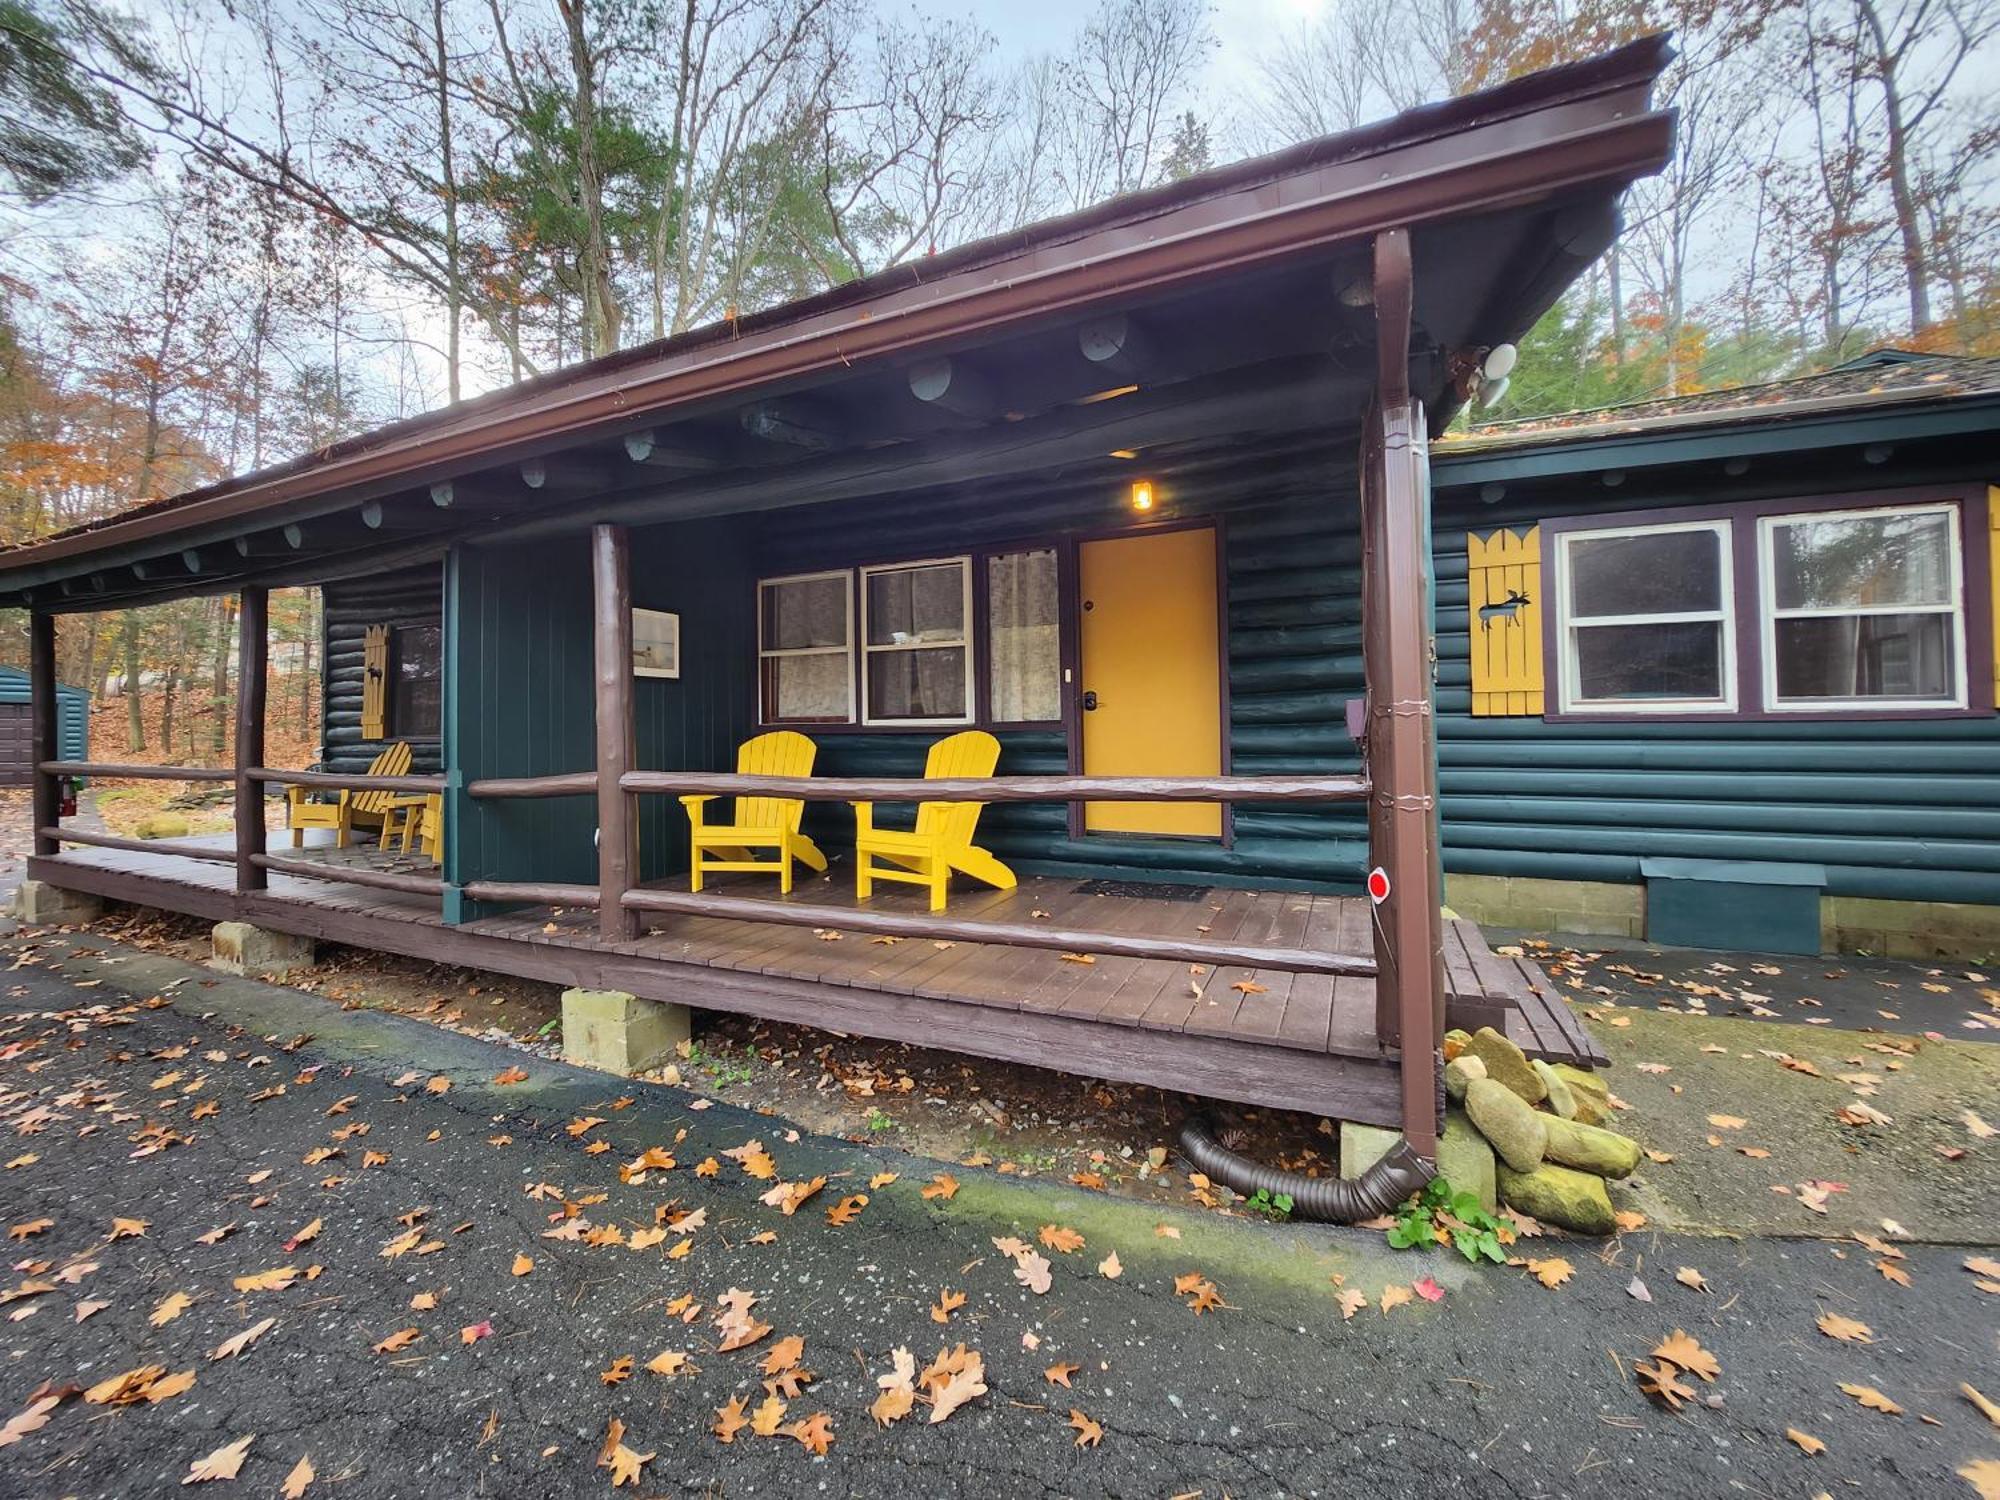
[1430,429,2000,907]
[435,409,2000,914]
[322,564,443,775]
[753,449,1373,891]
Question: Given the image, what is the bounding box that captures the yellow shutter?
[1467,526,1545,716]
[361,624,390,740]
[1990,487,1999,706]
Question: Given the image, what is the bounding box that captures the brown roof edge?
[3,35,1674,585]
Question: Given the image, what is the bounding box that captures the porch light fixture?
[1130,480,1155,512]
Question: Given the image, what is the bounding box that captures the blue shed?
[0,665,87,785]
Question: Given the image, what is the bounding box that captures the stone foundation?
[1444,873,1646,938]
[11,880,103,926]
[561,988,689,1076]
[211,921,316,978]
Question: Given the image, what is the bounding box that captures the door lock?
[1081,691,1099,711]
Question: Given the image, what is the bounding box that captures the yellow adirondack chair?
[680,731,827,894]
[853,730,1016,912]
[385,793,444,865]
[287,742,412,848]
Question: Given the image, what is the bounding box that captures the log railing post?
[29,609,58,858]
[235,587,269,892]
[592,524,640,941]
[1361,227,1445,1160]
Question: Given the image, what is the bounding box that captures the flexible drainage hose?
[1179,1114,1436,1224]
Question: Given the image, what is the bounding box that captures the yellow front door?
[1079,527,1222,837]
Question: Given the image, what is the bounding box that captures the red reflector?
[1366,867,1391,904]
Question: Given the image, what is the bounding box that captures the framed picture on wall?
[633,608,681,679]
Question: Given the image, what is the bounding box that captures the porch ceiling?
[0,37,1673,612]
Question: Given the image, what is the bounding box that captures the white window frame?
[1757,501,1967,713]
[1555,519,1738,715]
[859,555,975,728]
[756,569,854,725]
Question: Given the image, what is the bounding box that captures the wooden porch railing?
[464,765,1379,978]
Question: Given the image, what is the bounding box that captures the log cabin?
[0,40,1675,1173]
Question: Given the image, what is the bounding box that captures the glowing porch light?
[1130,479,1155,512]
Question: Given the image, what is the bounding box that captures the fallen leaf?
[1097,1251,1122,1279]
[280,1455,314,1498]
[233,1266,299,1293]
[0,1394,58,1448]
[868,1172,898,1189]
[1652,1330,1719,1382]
[1838,1381,1903,1415]
[930,1289,966,1323]
[1378,1284,1413,1315]
[1675,1267,1709,1293]
[1816,1312,1874,1343]
[372,1328,420,1354]
[921,1173,959,1202]
[922,1344,988,1423]
[1068,1409,1103,1448]
[780,1411,834,1455]
[1038,1225,1085,1254]
[1013,1251,1053,1295]
[150,1290,194,1327]
[511,1254,533,1276]
[1635,1358,1694,1411]
[1526,1257,1573,1290]
[826,1195,867,1227]
[1961,1383,2000,1430]
[1044,1361,1080,1388]
[600,1355,634,1386]
[1337,1287,1368,1319]
[1706,1114,1746,1130]
[211,1318,275,1361]
[1412,1276,1444,1303]
[1958,1459,2000,1500]
[1785,1427,1826,1456]
[183,1434,254,1484]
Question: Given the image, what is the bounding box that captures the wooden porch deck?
[25,838,1602,1127]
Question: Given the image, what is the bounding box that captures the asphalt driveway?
[0,929,1995,1498]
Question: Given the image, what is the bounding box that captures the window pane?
[763,653,850,722]
[1573,621,1724,702]
[988,549,1061,722]
[1774,613,1955,701]
[762,576,847,651]
[391,624,442,738]
[867,563,965,646]
[1569,529,1721,617]
[1772,510,1952,611]
[867,646,967,721]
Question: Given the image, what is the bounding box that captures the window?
[1556,521,1735,713]
[987,548,1062,722]
[861,558,972,725]
[390,623,442,739]
[1760,503,1965,709]
[759,571,852,723]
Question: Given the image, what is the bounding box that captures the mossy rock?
[1442,1028,1473,1062]
[1541,1116,1642,1179]
[1465,1077,1547,1173]
[1498,1161,1616,1236]
[1533,1059,1577,1120]
[1552,1063,1609,1102]
[1466,1026,1546,1105]
[1443,1053,1486,1104]
[135,813,191,840]
[1438,1110,1497,1213]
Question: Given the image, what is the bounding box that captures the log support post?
[593,524,640,941]
[235,587,269,892]
[1360,228,1445,1161]
[29,609,58,858]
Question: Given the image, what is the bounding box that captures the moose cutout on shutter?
[361,624,390,740]
[1467,526,1544,716]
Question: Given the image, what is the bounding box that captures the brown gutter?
[0,77,1671,591]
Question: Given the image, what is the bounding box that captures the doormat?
[1071,878,1211,902]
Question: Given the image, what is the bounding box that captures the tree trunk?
[299,593,316,740]
[1607,243,1626,366]
[160,666,175,757]
[558,0,620,357]
[122,616,145,752]
[1856,0,1930,332]
[209,597,231,764]
[432,0,463,403]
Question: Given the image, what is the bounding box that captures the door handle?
[1081,691,1099,711]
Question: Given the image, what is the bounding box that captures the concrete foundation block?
[562,988,689,1076]
[1339,1123,1404,1181]
[12,880,103,925]
[211,921,316,978]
